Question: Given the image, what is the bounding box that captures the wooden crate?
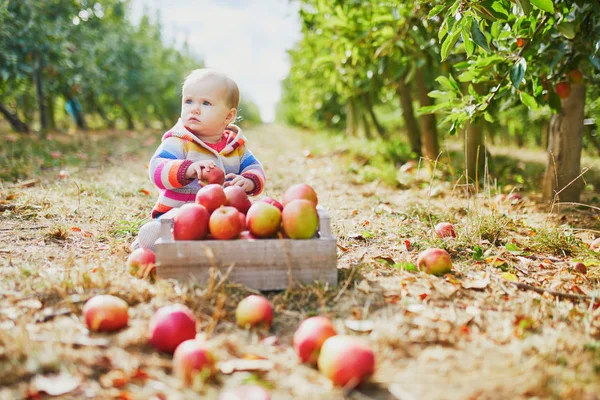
[155,206,337,290]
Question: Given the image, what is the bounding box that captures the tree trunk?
[540,121,549,149]
[542,83,586,203]
[396,80,421,155]
[122,105,134,130]
[0,102,30,133]
[465,121,486,186]
[360,107,373,139]
[415,67,440,162]
[47,97,56,131]
[34,54,49,134]
[363,93,385,138]
[346,99,357,137]
[88,94,115,129]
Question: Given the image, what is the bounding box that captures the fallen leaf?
[373,255,395,266]
[485,256,508,268]
[100,370,129,388]
[31,372,80,396]
[500,272,518,282]
[345,319,374,333]
[139,188,150,196]
[71,227,81,232]
[218,359,274,374]
[461,272,490,290]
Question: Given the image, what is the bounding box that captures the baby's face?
[181,76,235,141]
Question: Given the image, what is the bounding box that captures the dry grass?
[1,126,600,399]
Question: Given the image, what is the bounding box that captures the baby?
[132,68,265,250]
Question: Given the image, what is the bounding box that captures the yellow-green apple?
[238,230,257,240]
[149,304,197,353]
[199,166,225,186]
[224,186,252,214]
[218,385,271,400]
[195,184,227,214]
[127,248,156,278]
[282,183,318,206]
[434,222,456,238]
[173,203,209,240]
[259,197,283,212]
[555,81,571,99]
[317,335,375,388]
[173,339,217,386]
[293,316,337,364]
[209,206,243,240]
[235,295,273,329]
[246,202,282,238]
[282,199,318,239]
[82,295,129,332]
[416,248,452,275]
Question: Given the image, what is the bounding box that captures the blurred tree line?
[0,0,261,135]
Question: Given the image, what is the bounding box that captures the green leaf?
[472,246,484,261]
[462,17,475,57]
[441,30,461,61]
[471,21,491,52]
[458,69,478,82]
[516,0,533,15]
[428,5,446,19]
[590,55,600,71]
[530,0,554,13]
[436,75,460,92]
[393,262,418,272]
[505,243,523,255]
[510,58,527,89]
[476,0,510,21]
[484,111,495,123]
[519,91,538,110]
[557,22,576,39]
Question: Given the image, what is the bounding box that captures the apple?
[218,385,271,400]
[573,262,587,275]
[434,222,456,239]
[224,186,252,214]
[282,199,319,239]
[235,295,273,329]
[82,295,129,332]
[416,248,453,275]
[569,69,583,84]
[199,166,225,186]
[238,211,247,231]
[555,81,571,99]
[507,193,523,202]
[399,160,417,173]
[246,202,282,238]
[591,237,600,251]
[173,339,217,386]
[173,203,209,240]
[259,197,283,212]
[209,206,243,240]
[127,248,156,278]
[149,304,197,353]
[317,335,375,388]
[282,183,318,207]
[238,230,257,240]
[293,316,337,364]
[195,184,227,214]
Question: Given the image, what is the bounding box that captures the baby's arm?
[229,149,265,195]
[185,160,218,180]
[148,137,195,190]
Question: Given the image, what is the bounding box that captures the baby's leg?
[130,209,179,252]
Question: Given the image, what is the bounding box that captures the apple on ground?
[259,197,283,212]
[173,203,210,240]
[416,248,453,275]
[82,295,129,332]
[224,186,252,214]
[555,81,571,99]
[209,206,243,240]
[246,202,282,238]
[235,295,273,329]
[317,335,375,388]
[434,222,456,239]
[149,304,197,353]
[173,339,217,386]
[282,183,318,207]
[199,166,225,186]
[573,262,587,275]
[218,385,271,400]
[293,316,337,364]
[282,199,319,239]
[127,247,156,278]
[195,184,227,214]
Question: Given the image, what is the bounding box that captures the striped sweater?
[148,119,265,218]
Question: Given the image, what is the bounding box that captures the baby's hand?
[185,160,217,180]
[224,174,255,193]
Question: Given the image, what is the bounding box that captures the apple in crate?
[127,248,156,277]
[246,202,282,238]
[282,199,318,239]
[173,203,209,240]
[259,197,283,212]
[434,222,456,238]
[293,316,337,364]
[195,184,227,214]
[416,248,452,275]
[149,304,197,353]
[238,211,247,231]
[199,166,225,186]
[317,335,375,388]
[236,295,273,329]
[173,339,217,386]
[224,186,252,214]
[238,230,257,240]
[209,206,243,240]
[219,385,271,400]
[82,295,129,332]
[282,183,318,206]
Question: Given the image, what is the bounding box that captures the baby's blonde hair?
[182,68,240,109]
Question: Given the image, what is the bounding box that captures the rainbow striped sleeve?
[239,149,265,196]
[148,137,193,190]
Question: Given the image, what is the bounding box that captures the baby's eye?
[185,99,192,104]
[203,101,211,106]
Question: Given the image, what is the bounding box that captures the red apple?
[293,316,337,364]
[82,295,129,332]
[149,304,197,353]
[416,248,453,275]
[209,206,243,240]
[127,248,156,278]
[195,184,227,214]
[317,335,375,388]
[173,339,217,386]
[224,186,252,214]
[259,197,283,212]
[282,199,318,239]
[235,295,273,329]
[238,230,257,240]
[246,202,282,238]
[434,222,456,238]
[569,69,583,84]
[200,166,225,186]
[555,81,571,99]
[507,192,523,202]
[573,262,587,275]
[218,385,271,400]
[173,203,209,240]
[282,183,318,207]
[238,211,247,231]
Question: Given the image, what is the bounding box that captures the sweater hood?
[162,118,246,155]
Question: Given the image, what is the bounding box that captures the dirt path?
[1,125,599,399]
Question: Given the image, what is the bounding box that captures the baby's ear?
[226,108,237,123]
